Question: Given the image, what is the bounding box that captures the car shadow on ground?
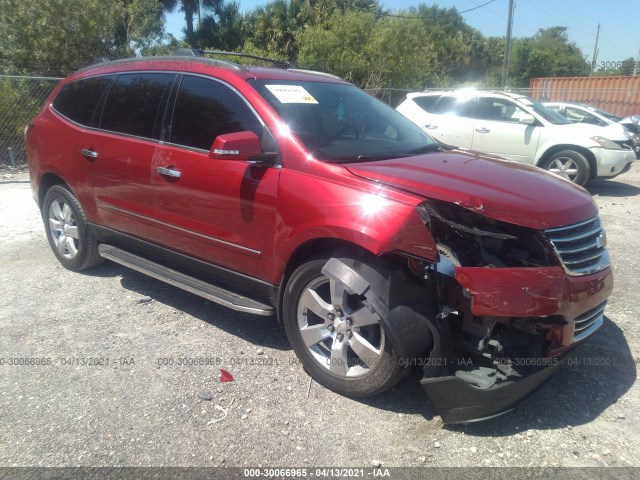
[355,317,635,434]
[587,178,640,197]
[81,261,290,352]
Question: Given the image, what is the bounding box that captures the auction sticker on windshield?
[265,85,318,104]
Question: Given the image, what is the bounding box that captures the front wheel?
[42,185,102,271]
[542,150,590,186]
[282,255,406,397]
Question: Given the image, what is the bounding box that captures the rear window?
[52,77,112,126]
[100,73,172,139]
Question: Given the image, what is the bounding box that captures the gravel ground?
[0,164,639,469]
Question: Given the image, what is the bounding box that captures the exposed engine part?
[434,244,460,277]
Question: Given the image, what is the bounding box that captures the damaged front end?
[410,200,613,424]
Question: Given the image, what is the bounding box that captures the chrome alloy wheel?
[547,157,579,181]
[48,198,79,260]
[296,276,384,378]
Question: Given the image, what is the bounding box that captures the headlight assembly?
[590,136,622,150]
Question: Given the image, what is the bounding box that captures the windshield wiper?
[406,143,454,155]
[323,153,410,163]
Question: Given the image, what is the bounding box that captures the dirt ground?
[1,163,639,470]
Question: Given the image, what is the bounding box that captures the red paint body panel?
[455,266,614,348]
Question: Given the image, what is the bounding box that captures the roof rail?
[91,57,110,65]
[174,48,291,68]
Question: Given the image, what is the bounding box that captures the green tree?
[507,27,589,86]
[0,0,165,75]
[245,0,309,61]
[297,10,434,90]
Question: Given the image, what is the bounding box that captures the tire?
[282,255,407,397]
[542,150,590,186]
[42,185,102,271]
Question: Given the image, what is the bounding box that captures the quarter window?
[52,76,112,126]
[100,73,172,139]
[412,95,440,113]
[169,75,261,151]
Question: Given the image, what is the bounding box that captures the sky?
[165,0,640,66]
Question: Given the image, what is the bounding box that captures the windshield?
[249,80,436,161]
[586,105,622,122]
[518,97,571,125]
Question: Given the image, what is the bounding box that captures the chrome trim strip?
[545,225,601,243]
[97,202,261,256]
[545,216,598,232]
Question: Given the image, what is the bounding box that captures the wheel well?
[277,239,387,323]
[537,145,597,179]
[38,173,67,209]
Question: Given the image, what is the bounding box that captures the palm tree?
[160,0,223,39]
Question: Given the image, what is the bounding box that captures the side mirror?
[209,130,277,166]
[518,114,536,125]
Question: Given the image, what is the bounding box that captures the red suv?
[26,51,613,423]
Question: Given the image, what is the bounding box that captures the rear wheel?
[542,150,590,186]
[283,255,406,397]
[43,185,102,271]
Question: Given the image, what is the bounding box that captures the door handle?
[475,127,490,134]
[424,124,438,130]
[156,166,181,178]
[81,148,98,159]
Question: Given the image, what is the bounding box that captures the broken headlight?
[417,199,553,268]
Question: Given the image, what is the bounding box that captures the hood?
[345,150,597,230]
[556,122,629,140]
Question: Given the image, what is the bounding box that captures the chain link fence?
[0,75,62,167]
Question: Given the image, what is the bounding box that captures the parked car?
[26,51,613,424]
[543,101,640,159]
[396,90,635,185]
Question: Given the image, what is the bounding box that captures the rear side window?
[429,95,473,116]
[100,73,172,139]
[169,75,261,151]
[412,95,440,113]
[52,77,112,126]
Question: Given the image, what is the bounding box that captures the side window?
[472,97,528,123]
[413,95,440,113]
[52,76,112,126]
[100,73,172,139]
[169,75,261,151]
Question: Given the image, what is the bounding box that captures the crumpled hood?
[345,150,598,230]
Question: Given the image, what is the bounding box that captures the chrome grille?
[544,217,609,275]
[573,301,606,342]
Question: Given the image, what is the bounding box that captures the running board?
[98,244,275,316]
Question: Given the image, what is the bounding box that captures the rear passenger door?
[87,72,174,241]
[152,74,280,281]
